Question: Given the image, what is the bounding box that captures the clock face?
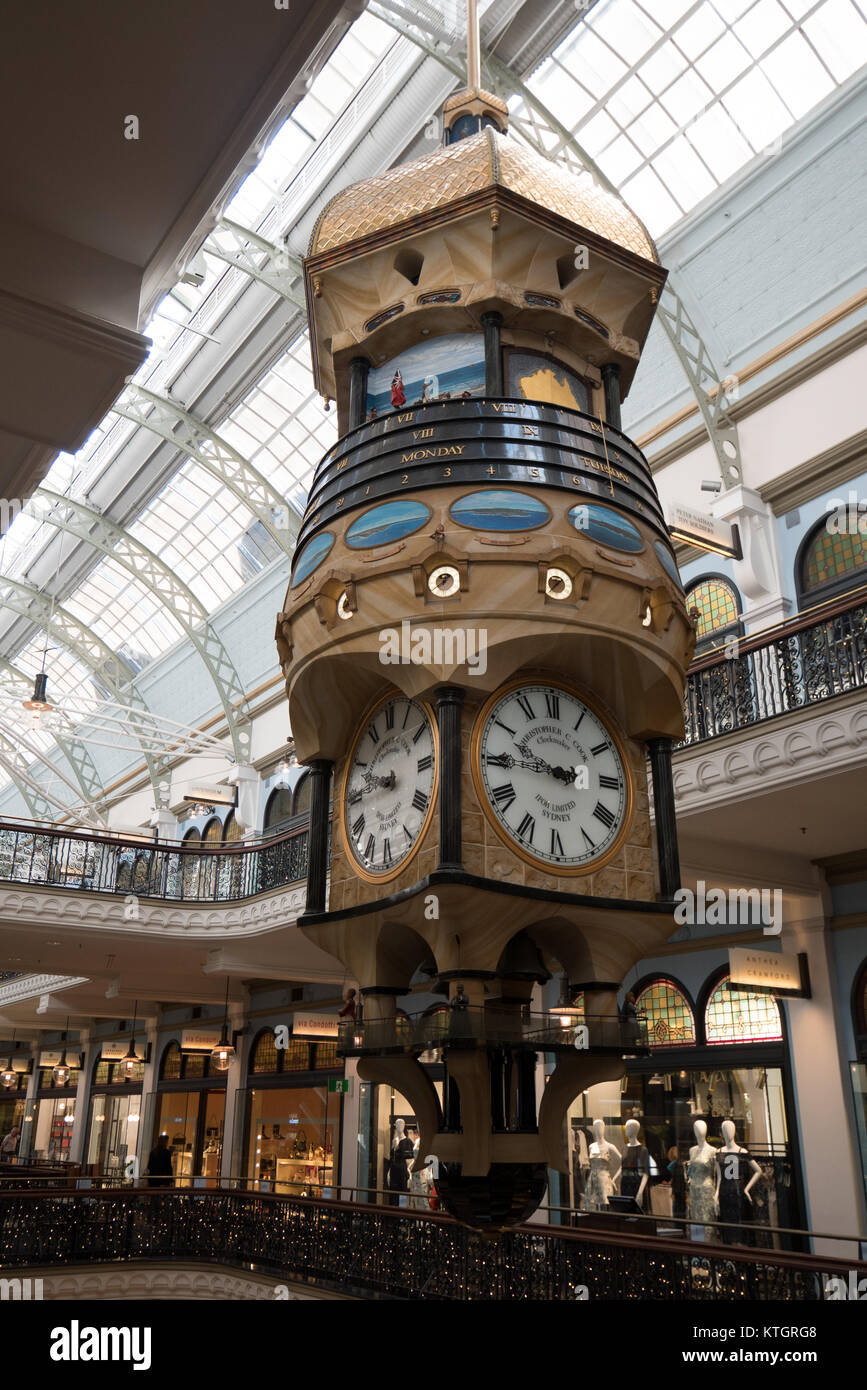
[473,681,631,872]
[342,695,437,880]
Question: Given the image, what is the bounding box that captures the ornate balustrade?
[0,1187,860,1300]
[0,821,308,902]
[681,588,867,746]
[338,1009,648,1057]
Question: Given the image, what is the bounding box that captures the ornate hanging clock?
[339,693,438,883]
[471,679,633,873]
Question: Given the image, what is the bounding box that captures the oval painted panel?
[449,489,551,531]
[345,499,431,549]
[569,503,644,553]
[654,540,683,586]
[291,532,334,586]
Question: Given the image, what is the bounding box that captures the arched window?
[685,575,742,651]
[797,517,867,608]
[293,774,311,817]
[704,973,782,1044]
[264,787,294,832]
[250,1029,279,1074]
[202,817,222,845]
[635,978,696,1047]
[182,827,201,845]
[222,810,242,843]
[160,1041,182,1081]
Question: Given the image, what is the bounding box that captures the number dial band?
[340,694,438,883]
[471,679,633,874]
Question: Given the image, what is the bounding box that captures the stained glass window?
[251,1030,279,1073]
[314,1042,338,1069]
[635,979,696,1046]
[161,1042,182,1080]
[801,525,867,597]
[294,776,311,817]
[264,788,294,830]
[282,1039,311,1072]
[685,576,740,640]
[705,974,782,1044]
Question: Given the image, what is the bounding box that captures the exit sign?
[328,1077,352,1094]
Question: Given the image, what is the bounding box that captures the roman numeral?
[494,717,516,737]
[573,711,585,731]
[402,702,411,729]
[590,741,610,756]
[355,760,368,768]
[581,827,596,851]
[412,723,426,744]
[367,721,380,745]
[352,813,365,838]
[382,838,392,865]
[402,823,414,842]
[385,704,395,730]
[417,754,432,773]
[544,692,560,719]
[411,789,429,813]
[516,813,535,843]
[491,782,516,811]
[347,788,362,805]
[550,829,564,857]
[364,834,376,861]
[598,774,620,790]
[516,694,535,720]
[593,802,615,829]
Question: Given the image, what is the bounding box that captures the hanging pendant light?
[210,977,236,1072]
[122,1002,141,1077]
[1,1032,18,1089]
[22,670,52,728]
[52,1019,71,1086]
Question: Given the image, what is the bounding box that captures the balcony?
[338,1009,648,1057]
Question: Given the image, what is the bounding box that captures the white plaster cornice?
[3,1262,349,1301]
[0,882,307,941]
[0,973,89,1007]
[672,690,867,816]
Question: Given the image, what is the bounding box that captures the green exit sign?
[328,1077,352,1094]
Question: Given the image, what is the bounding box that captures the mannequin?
[583,1118,621,1212]
[715,1119,761,1244]
[387,1119,414,1206]
[687,1119,718,1240]
[620,1118,650,1209]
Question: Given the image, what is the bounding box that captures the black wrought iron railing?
[682,588,867,746]
[0,1187,861,1300]
[338,1009,648,1056]
[0,821,308,902]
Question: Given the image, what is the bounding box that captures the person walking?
[145,1132,174,1187]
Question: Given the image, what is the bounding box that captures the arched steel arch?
[0,656,108,826]
[369,2,744,488]
[27,490,252,765]
[113,385,301,555]
[205,218,307,310]
[0,727,105,826]
[0,576,170,808]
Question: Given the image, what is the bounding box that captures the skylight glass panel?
[674,4,726,59]
[600,132,644,181]
[627,101,680,155]
[684,103,754,178]
[567,27,629,95]
[580,108,621,155]
[694,31,753,87]
[660,68,714,124]
[802,0,867,80]
[591,0,662,64]
[621,163,685,226]
[761,30,837,113]
[637,39,689,92]
[654,134,717,204]
[733,0,793,58]
[607,74,654,124]
[722,66,793,147]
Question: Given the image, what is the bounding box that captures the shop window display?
[247,1086,338,1196]
[565,1063,794,1246]
[358,1080,443,1209]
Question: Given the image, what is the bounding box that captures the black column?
[481,311,503,397]
[348,357,370,429]
[601,362,622,431]
[647,738,680,900]
[516,1051,537,1131]
[436,686,464,869]
[306,758,333,912]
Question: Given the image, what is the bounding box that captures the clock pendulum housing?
[276,59,696,1230]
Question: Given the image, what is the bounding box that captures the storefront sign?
[0,1056,30,1073]
[665,503,741,559]
[39,1050,83,1069]
[180,1028,222,1052]
[292,1013,339,1039]
[728,947,811,998]
[101,1039,146,1061]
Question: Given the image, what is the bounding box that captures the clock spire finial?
[441,0,508,143]
[466,0,481,90]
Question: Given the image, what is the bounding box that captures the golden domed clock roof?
[309,126,658,264]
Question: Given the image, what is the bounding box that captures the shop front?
[561,971,804,1247]
[147,1039,227,1184]
[0,1056,30,1155]
[83,1054,146,1177]
[241,1026,342,1195]
[25,1055,82,1162]
[357,1007,444,1209]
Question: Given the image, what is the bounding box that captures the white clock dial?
[343,696,436,878]
[475,682,630,870]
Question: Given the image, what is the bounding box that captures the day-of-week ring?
[400,446,466,462]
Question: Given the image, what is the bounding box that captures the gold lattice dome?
[309,127,658,263]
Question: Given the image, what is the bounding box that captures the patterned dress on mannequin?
[583,1149,616,1211]
[687,1147,718,1224]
